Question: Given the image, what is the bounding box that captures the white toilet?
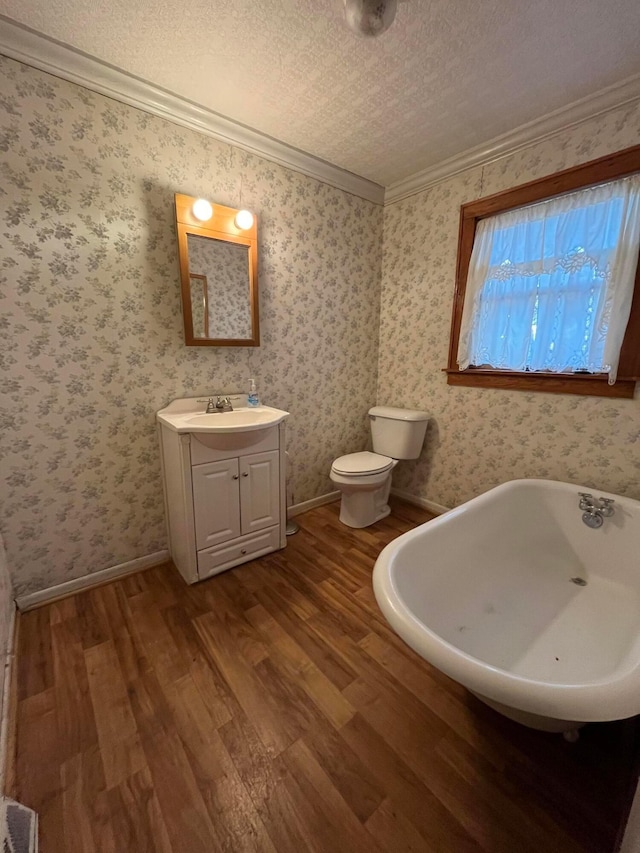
[330,406,429,529]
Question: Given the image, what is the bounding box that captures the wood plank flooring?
[11,499,637,852]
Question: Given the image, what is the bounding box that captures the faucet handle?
[598,497,615,516]
[578,492,594,511]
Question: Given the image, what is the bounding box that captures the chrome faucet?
[196,395,233,413]
[578,493,615,528]
[215,396,233,412]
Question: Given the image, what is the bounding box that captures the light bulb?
[192,199,213,221]
[235,209,254,230]
[344,0,398,37]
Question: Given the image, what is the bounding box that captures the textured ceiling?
[1,0,640,186]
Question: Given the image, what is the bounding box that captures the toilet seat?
[332,451,393,477]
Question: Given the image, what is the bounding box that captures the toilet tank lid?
[369,406,429,422]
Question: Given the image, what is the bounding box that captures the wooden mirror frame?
[175,193,259,347]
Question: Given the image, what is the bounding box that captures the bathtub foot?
[563,728,580,743]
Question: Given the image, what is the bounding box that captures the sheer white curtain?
[457,175,640,383]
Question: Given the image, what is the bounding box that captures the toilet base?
[333,469,394,529]
[340,500,391,529]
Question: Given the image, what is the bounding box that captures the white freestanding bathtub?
[373,479,640,734]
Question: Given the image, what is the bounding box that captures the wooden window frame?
[446,144,640,399]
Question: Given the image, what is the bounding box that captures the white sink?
[157,400,289,434]
[184,408,284,431]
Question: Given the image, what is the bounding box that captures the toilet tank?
[369,406,429,460]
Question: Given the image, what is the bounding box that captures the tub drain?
[570,577,587,586]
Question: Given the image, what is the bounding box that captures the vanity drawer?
[190,426,279,465]
[197,525,280,579]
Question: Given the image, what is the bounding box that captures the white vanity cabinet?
[157,397,288,584]
[192,450,281,549]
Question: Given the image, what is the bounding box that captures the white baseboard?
[14,490,439,611]
[15,550,170,611]
[288,491,340,518]
[391,488,450,516]
[288,489,449,518]
[0,602,16,791]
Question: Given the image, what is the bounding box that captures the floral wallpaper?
[2,51,639,599]
[379,100,640,509]
[186,234,252,339]
[0,56,383,596]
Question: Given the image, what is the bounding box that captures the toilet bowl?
[330,452,398,528]
[330,406,429,529]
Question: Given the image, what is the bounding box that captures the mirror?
[175,193,259,346]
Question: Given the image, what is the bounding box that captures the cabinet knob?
[242,472,249,477]
[241,549,247,555]
[232,474,239,480]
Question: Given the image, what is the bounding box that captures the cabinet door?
[239,450,280,535]
[192,458,241,550]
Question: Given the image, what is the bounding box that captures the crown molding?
[384,73,640,204]
[0,16,385,205]
[2,17,639,210]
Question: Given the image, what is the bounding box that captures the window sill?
[444,368,636,398]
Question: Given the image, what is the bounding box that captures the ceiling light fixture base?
[344,0,398,37]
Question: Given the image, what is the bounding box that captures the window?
[447,145,640,398]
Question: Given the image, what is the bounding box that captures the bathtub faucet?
[578,493,615,528]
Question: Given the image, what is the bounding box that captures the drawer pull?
[232,474,239,480]
[242,472,249,477]
[241,548,247,555]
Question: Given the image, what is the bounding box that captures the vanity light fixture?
[192,198,213,222]
[235,209,254,230]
